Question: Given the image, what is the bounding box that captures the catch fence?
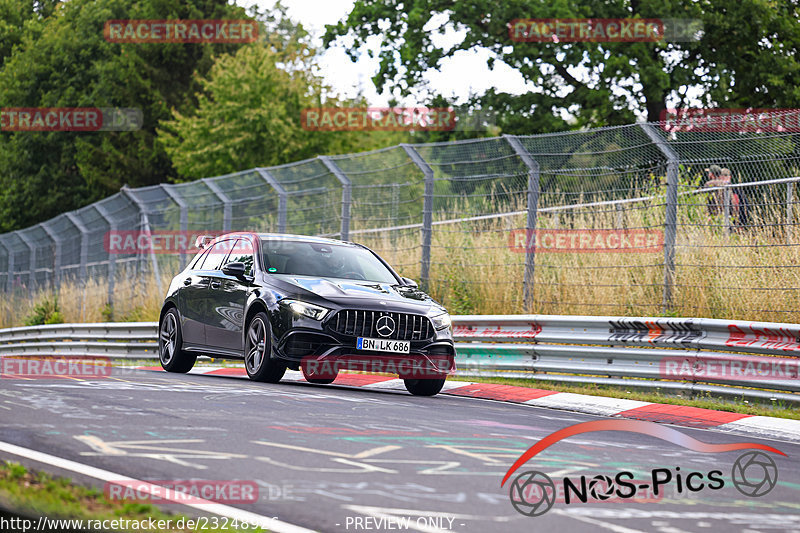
[2,114,799,322]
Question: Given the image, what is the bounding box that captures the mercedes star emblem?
[376,315,396,337]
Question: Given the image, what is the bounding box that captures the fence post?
[639,123,679,314]
[256,168,288,233]
[319,157,351,240]
[15,231,37,292]
[161,184,188,269]
[64,212,90,321]
[504,135,540,311]
[787,182,794,244]
[202,178,233,232]
[94,203,117,317]
[0,237,13,293]
[121,187,162,296]
[723,186,732,235]
[41,221,62,291]
[401,144,434,291]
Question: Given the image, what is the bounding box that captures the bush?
[23,296,64,326]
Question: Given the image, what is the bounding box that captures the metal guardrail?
[453,315,800,404]
[0,316,798,404]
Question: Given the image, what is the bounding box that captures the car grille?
[329,310,433,341]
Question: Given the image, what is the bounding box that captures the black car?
[158,233,455,396]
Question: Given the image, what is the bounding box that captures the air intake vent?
[329,310,433,341]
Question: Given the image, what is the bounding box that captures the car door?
[205,238,253,353]
[179,248,213,346]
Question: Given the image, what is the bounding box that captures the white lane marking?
[0,440,317,533]
[525,393,651,415]
[551,508,650,533]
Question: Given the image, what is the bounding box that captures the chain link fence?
[2,114,799,322]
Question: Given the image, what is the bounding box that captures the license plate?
[357,337,410,354]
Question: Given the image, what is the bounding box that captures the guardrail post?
[319,157,351,240]
[256,168,288,233]
[64,212,90,320]
[94,204,117,318]
[15,231,37,291]
[121,187,162,296]
[787,182,794,244]
[41,221,62,291]
[639,124,679,314]
[161,184,188,269]
[202,178,233,232]
[504,135,540,311]
[401,145,434,291]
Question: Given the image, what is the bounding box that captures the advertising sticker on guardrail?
[0,356,112,379]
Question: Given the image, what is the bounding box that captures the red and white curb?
[131,365,800,443]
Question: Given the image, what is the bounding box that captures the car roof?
[255,233,355,246]
[203,232,355,247]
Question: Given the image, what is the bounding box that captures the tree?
[158,33,407,179]
[323,0,800,133]
[0,0,250,231]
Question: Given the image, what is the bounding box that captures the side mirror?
[222,262,246,277]
[401,277,418,288]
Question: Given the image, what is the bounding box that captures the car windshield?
[260,238,399,284]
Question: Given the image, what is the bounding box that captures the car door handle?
[210,281,221,289]
[183,278,192,286]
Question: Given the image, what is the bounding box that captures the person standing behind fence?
[705,166,748,228]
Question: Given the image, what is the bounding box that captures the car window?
[226,239,255,276]
[204,239,235,271]
[260,239,398,283]
[190,248,211,270]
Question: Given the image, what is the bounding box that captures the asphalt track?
[1,367,799,533]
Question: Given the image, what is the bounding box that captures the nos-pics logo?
[502,419,784,517]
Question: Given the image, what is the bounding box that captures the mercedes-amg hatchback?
[158,233,455,396]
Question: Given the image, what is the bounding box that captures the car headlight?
[282,300,330,321]
[430,312,451,330]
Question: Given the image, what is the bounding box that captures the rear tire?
[404,377,446,396]
[159,308,196,373]
[245,312,286,383]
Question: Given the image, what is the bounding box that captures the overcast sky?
[236,0,534,106]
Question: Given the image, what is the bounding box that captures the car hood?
[275,275,442,311]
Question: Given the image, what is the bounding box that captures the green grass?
[450,374,800,420]
[0,462,265,532]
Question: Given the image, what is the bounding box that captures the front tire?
[245,312,286,383]
[404,377,446,396]
[159,308,196,373]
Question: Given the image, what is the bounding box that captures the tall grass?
[3,189,798,328]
